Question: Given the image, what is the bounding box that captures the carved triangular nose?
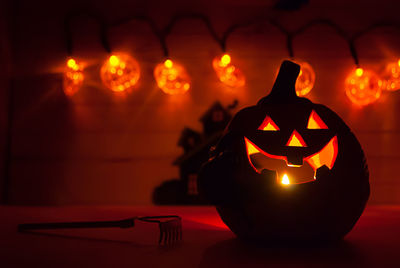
[286,130,307,147]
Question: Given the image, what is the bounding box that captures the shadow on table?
[199,238,367,268]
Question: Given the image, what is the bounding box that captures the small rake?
[18,215,182,245]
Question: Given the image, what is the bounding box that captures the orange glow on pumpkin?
[63,58,84,96]
[212,54,245,87]
[294,60,315,96]
[154,59,191,95]
[345,67,382,106]
[286,130,307,147]
[305,136,338,170]
[381,59,400,91]
[258,116,280,131]
[100,54,140,92]
[307,110,328,129]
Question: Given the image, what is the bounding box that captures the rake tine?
[158,223,164,244]
[173,225,178,243]
[170,223,174,244]
[177,223,181,242]
[164,223,169,244]
[179,221,183,241]
[170,223,175,244]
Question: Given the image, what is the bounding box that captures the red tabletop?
[1,205,400,267]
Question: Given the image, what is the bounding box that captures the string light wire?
[63,12,400,99]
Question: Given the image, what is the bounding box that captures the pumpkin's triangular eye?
[307,110,328,129]
[258,116,280,131]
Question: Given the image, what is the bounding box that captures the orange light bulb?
[154,59,191,95]
[212,53,245,87]
[63,58,84,96]
[100,54,140,92]
[294,60,315,96]
[380,59,400,91]
[345,67,382,106]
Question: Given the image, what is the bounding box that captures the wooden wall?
[3,0,400,205]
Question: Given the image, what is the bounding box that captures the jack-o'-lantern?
[198,60,369,243]
[294,60,315,96]
[100,54,140,92]
[154,59,191,95]
[63,58,84,96]
[345,67,382,106]
[212,54,245,88]
[381,59,400,91]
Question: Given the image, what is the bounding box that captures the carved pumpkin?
[63,58,84,96]
[345,67,382,106]
[381,59,400,91]
[293,60,315,96]
[198,60,369,243]
[154,59,191,95]
[100,54,140,92]
[212,54,245,88]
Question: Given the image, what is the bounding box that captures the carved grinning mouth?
[244,136,338,184]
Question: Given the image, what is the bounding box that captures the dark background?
[0,0,399,205]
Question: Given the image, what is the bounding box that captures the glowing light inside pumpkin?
[212,54,245,87]
[154,59,191,95]
[63,58,84,96]
[345,67,382,106]
[380,59,400,91]
[281,174,290,185]
[295,60,315,96]
[286,130,307,147]
[100,54,140,92]
[258,116,280,131]
[245,135,338,184]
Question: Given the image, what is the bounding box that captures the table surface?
[1,205,400,268]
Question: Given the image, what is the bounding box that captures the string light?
[381,59,400,91]
[294,60,315,96]
[63,58,84,96]
[154,59,191,95]
[62,14,400,105]
[345,67,382,106]
[100,54,140,92]
[212,53,245,87]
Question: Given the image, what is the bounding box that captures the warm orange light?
[258,116,280,131]
[100,54,140,92]
[380,59,400,91]
[307,110,328,129]
[220,54,231,66]
[345,67,382,106]
[356,68,363,77]
[281,174,290,185]
[63,58,84,96]
[305,136,338,170]
[212,54,245,87]
[154,59,191,95]
[164,59,173,68]
[286,130,307,147]
[294,60,315,96]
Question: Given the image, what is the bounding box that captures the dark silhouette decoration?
[153,101,238,205]
[198,60,370,243]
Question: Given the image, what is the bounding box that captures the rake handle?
[18,218,135,231]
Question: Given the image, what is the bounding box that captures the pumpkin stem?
[259,60,300,105]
